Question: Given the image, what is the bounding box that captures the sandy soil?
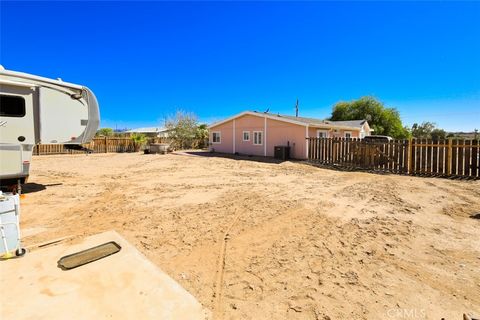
[20,152,480,319]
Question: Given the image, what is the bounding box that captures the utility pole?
[295,98,299,117]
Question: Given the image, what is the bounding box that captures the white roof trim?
[209,111,362,131]
[0,69,83,90]
[0,78,37,88]
[361,121,372,132]
[126,127,168,133]
[308,123,362,131]
[209,111,308,128]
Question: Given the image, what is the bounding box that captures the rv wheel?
[15,248,26,257]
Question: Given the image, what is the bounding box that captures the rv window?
[0,95,26,117]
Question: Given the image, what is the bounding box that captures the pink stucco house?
[208,111,372,159]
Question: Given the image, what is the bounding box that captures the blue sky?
[1,1,479,132]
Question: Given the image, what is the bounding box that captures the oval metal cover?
[57,241,121,270]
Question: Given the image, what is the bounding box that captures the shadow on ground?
[470,213,480,220]
[22,183,63,194]
[174,150,293,164]
[303,161,480,181]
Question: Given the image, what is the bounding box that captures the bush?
[166,111,208,149]
[130,133,147,151]
[96,128,114,137]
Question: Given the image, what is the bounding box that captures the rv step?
[57,241,121,270]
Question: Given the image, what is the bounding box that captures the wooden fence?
[307,138,480,178]
[33,137,169,155]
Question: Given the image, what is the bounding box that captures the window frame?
[0,94,26,118]
[253,131,263,145]
[344,131,352,139]
[316,130,329,138]
[242,131,250,141]
[212,131,221,144]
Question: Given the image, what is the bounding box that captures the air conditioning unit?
[274,146,290,160]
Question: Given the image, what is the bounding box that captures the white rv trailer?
[0,66,100,190]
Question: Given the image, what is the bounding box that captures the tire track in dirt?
[23,153,480,319]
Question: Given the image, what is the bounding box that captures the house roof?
[267,113,367,128]
[126,127,168,133]
[209,111,368,131]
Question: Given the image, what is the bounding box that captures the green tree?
[195,124,209,149]
[130,133,147,151]
[411,122,446,140]
[166,111,200,149]
[96,128,114,137]
[430,128,447,140]
[330,96,410,139]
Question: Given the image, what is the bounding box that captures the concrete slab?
[0,231,210,320]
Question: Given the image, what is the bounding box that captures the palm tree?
[130,133,147,152]
[195,124,209,148]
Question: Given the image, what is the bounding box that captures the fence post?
[447,138,452,176]
[407,138,413,174]
[104,136,108,153]
[306,138,309,160]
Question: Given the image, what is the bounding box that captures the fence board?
[452,139,458,176]
[472,139,479,177]
[33,137,177,156]
[34,138,139,155]
[307,137,479,179]
[415,139,421,173]
[396,141,401,173]
[432,140,437,174]
[459,139,466,176]
[403,140,408,174]
[439,140,445,175]
[464,140,471,177]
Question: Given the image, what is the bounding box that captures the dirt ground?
[20,152,480,319]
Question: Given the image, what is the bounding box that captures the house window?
[344,131,352,139]
[212,131,221,144]
[243,131,250,141]
[0,95,26,117]
[317,130,328,138]
[253,131,263,145]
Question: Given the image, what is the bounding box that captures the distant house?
[125,127,170,138]
[208,111,372,159]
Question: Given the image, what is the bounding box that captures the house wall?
[265,118,306,159]
[209,121,233,154]
[308,127,360,138]
[234,114,266,156]
[209,114,308,159]
[209,114,369,159]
